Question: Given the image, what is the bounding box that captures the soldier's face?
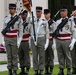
[9,8,16,15]
[72,11,76,16]
[36,11,42,18]
[60,10,68,18]
[44,13,51,20]
[21,14,27,20]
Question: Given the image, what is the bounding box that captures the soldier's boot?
[58,69,64,75]
[72,68,76,74]
[19,67,25,74]
[25,68,30,75]
[45,67,49,74]
[8,69,12,75]
[49,67,53,75]
[67,68,72,75]
[34,70,38,75]
[39,70,43,75]
[13,70,17,75]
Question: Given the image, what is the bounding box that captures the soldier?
[28,6,49,75]
[54,5,76,75]
[70,6,76,74]
[2,4,23,75]
[18,10,31,75]
[44,9,54,75]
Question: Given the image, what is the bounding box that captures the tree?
[48,0,74,19]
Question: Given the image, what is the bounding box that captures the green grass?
[0,65,73,75]
[0,61,7,65]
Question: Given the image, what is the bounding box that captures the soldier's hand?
[69,43,74,51]
[17,37,22,48]
[2,41,5,46]
[34,42,37,46]
[69,38,76,51]
[52,43,56,51]
[28,37,31,48]
[17,42,20,48]
[44,39,49,50]
[44,44,48,50]
[2,36,5,46]
[52,38,56,50]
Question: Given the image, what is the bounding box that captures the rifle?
[1,10,24,35]
[52,9,76,38]
[52,18,68,38]
[22,20,28,32]
[48,10,60,27]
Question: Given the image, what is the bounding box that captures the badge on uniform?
[41,19,46,26]
[65,25,69,30]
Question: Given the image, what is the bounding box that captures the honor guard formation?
[1,1,76,75]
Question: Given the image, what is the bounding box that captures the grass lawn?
[0,65,73,75]
[0,61,7,65]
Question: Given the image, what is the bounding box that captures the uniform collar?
[61,16,68,20]
[8,13,16,17]
[37,17,42,21]
[46,18,50,21]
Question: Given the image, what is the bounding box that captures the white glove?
[34,42,37,46]
[2,36,5,46]
[44,39,49,50]
[29,37,31,48]
[69,38,76,51]
[52,38,56,50]
[17,37,22,48]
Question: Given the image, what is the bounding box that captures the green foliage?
[48,0,74,19]
[0,61,7,65]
